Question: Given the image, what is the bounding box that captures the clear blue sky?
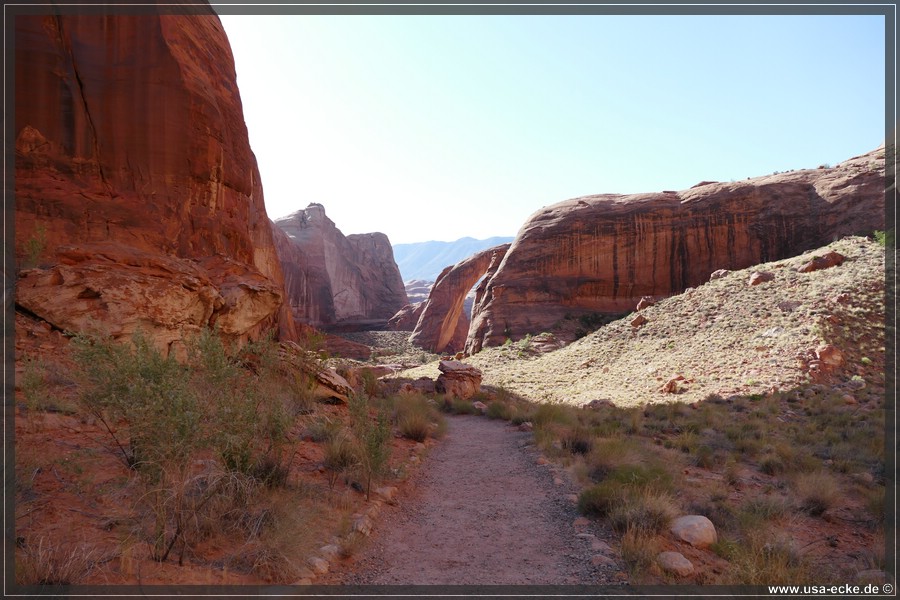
[218,13,886,245]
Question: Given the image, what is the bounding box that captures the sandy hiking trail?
[322,414,628,586]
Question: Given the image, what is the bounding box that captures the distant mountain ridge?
[392,236,516,282]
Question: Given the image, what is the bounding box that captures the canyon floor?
[12,235,889,590]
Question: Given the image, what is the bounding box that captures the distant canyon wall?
[14,11,298,351]
[273,204,408,329]
[463,146,886,353]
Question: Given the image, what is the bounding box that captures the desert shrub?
[531,402,577,427]
[619,525,659,579]
[305,415,341,443]
[561,426,593,455]
[793,471,840,516]
[398,410,431,442]
[323,429,359,490]
[724,534,810,585]
[70,327,298,561]
[604,463,674,493]
[740,496,789,522]
[391,393,445,442]
[348,393,392,499]
[21,224,47,270]
[71,329,198,473]
[486,401,513,420]
[608,488,679,534]
[872,230,892,248]
[693,444,721,469]
[759,455,785,476]
[581,438,646,482]
[442,396,479,415]
[360,370,379,398]
[577,481,621,517]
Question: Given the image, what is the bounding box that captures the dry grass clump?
[793,471,841,517]
[16,538,98,585]
[387,392,447,442]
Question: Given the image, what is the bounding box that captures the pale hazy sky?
[218,12,886,245]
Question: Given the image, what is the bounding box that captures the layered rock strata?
[466,146,886,353]
[273,204,408,329]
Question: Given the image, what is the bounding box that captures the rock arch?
[409,243,510,354]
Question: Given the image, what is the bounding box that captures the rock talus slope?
[14,11,297,349]
[466,147,886,352]
[273,204,408,329]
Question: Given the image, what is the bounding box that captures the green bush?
[577,481,621,517]
[348,393,392,500]
[486,401,512,420]
[70,326,298,562]
[391,393,445,442]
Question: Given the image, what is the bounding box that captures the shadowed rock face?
[466,146,886,353]
[410,244,510,353]
[14,12,297,349]
[273,204,408,329]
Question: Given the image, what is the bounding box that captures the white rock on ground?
[670,515,717,548]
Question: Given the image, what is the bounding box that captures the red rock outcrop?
[14,11,297,349]
[409,244,510,353]
[466,146,886,353]
[273,204,408,329]
[388,303,425,332]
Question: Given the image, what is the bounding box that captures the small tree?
[347,393,391,500]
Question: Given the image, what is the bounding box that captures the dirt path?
[323,415,627,585]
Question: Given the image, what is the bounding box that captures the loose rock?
[670,515,717,548]
[657,551,694,577]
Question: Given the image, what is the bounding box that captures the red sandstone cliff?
[273,204,408,329]
[14,11,298,350]
[466,146,887,353]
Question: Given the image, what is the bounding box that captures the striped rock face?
[14,12,297,349]
[466,146,886,353]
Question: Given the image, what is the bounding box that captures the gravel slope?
[399,236,885,407]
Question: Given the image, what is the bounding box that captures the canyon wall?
[273,204,408,329]
[466,146,887,353]
[14,11,298,351]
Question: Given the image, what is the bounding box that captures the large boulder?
[273,204,408,330]
[14,11,297,348]
[465,146,886,352]
[434,360,483,400]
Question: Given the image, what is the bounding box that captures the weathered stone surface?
[307,557,329,575]
[670,515,717,548]
[749,271,775,286]
[273,204,408,329]
[798,250,846,273]
[815,344,844,371]
[277,341,353,403]
[465,147,885,351]
[14,13,296,348]
[411,244,510,354]
[636,296,657,311]
[434,360,483,400]
[387,303,424,331]
[631,314,648,328]
[709,269,731,280]
[657,551,694,577]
